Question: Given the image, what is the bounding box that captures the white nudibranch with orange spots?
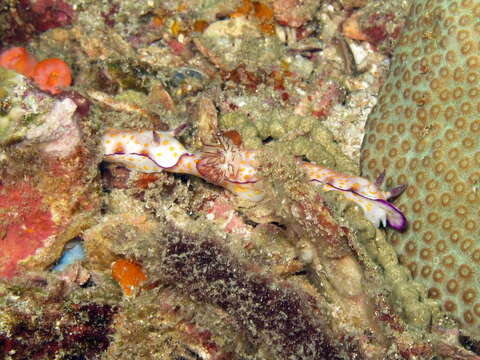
[102,128,406,230]
[101,128,264,201]
[102,128,199,175]
[302,162,407,231]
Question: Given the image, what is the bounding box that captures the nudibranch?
[101,128,407,230]
[302,162,407,230]
[102,128,200,176]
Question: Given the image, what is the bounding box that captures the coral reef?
[152,227,349,358]
[94,176,476,359]
[91,190,397,359]
[105,288,250,359]
[361,0,480,338]
[102,127,407,230]
[0,67,99,278]
[2,0,480,357]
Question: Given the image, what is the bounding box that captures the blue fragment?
[52,241,85,272]
[169,67,205,87]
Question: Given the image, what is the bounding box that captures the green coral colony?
[361,0,480,335]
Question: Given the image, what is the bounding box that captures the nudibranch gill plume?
[101,129,407,230]
[196,132,264,201]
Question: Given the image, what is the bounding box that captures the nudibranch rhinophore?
[101,128,407,230]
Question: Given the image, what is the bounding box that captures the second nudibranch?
[302,163,406,231]
[102,129,407,231]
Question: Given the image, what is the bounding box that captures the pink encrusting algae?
[102,129,407,230]
[0,182,57,278]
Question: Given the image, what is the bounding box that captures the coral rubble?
[0,277,116,360]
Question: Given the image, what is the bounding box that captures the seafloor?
[0,0,479,359]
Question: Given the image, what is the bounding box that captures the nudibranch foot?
[330,186,407,231]
[378,199,407,231]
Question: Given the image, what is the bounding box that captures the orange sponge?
[0,47,38,78]
[33,58,72,94]
[111,258,147,296]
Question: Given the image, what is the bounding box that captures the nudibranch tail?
[376,199,407,231]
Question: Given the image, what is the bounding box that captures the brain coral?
[361,0,480,335]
